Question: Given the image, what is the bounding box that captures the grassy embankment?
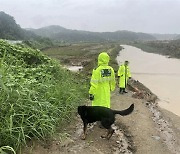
[0,40,122,153]
[131,40,180,59]
[42,42,122,74]
[0,40,88,153]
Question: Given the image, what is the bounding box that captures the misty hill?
[99,31,156,41]
[29,25,156,42]
[151,33,178,40]
[29,26,105,42]
[174,35,180,40]
[27,25,70,36]
[0,11,37,40]
[0,11,156,42]
[132,39,180,59]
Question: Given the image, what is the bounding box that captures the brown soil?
[22,80,180,154]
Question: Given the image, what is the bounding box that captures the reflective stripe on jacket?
[89,52,115,108]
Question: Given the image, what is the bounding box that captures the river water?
[117,45,180,116]
[66,66,83,72]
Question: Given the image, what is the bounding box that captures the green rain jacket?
[89,52,116,108]
[118,64,131,88]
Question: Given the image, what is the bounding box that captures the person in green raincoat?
[89,52,116,108]
[118,60,131,94]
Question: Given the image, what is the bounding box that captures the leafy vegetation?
[22,37,54,50]
[0,40,88,151]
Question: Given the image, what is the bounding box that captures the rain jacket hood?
[98,52,110,66]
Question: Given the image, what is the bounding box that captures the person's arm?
[89,69,99,99]
[110,68,116,91]
[127,66,131,79]
[117,66,120,77]
[118,65,123,77]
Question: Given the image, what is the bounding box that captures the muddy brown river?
[117,45,180,116]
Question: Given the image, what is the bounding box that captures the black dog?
[78,104,134,140]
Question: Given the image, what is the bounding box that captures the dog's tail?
[113,104,134,116]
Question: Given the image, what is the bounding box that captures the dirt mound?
[128,79,157,103]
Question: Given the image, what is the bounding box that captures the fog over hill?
[0,11,37,40]
[2,11,180,43]
[29,25,156,42]
[150,33,179,40]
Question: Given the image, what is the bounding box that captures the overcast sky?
[1,0,180,33]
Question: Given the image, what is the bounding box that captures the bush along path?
[0,40,88,153]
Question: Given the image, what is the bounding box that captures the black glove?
[89,94,94,101]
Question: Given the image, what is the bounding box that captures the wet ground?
[23,82,180,154]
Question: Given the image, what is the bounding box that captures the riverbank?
[130,40,180,59]
[22,43,180,154]
[22,79,180,154]
[128,79,180,153]
[117,45,180,116]
[42,42,122,75]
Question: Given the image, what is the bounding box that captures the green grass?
[43,45,85,56]
[42,42,122,75]
[42,43,107,68]
[0,40,88,151]
[0,40,121,152]
[0,146,16,154]
[131,41,180,59]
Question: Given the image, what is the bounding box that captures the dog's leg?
[81,121,88,140]
[101,130,109,139]
[101,119,114,139]
[107,127,114,139]
[101,128,114,139]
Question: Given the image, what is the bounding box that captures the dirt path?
[23,86,180,154]
[111,90,170,154]
[22,44,180,154]
[23,89,134,154]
